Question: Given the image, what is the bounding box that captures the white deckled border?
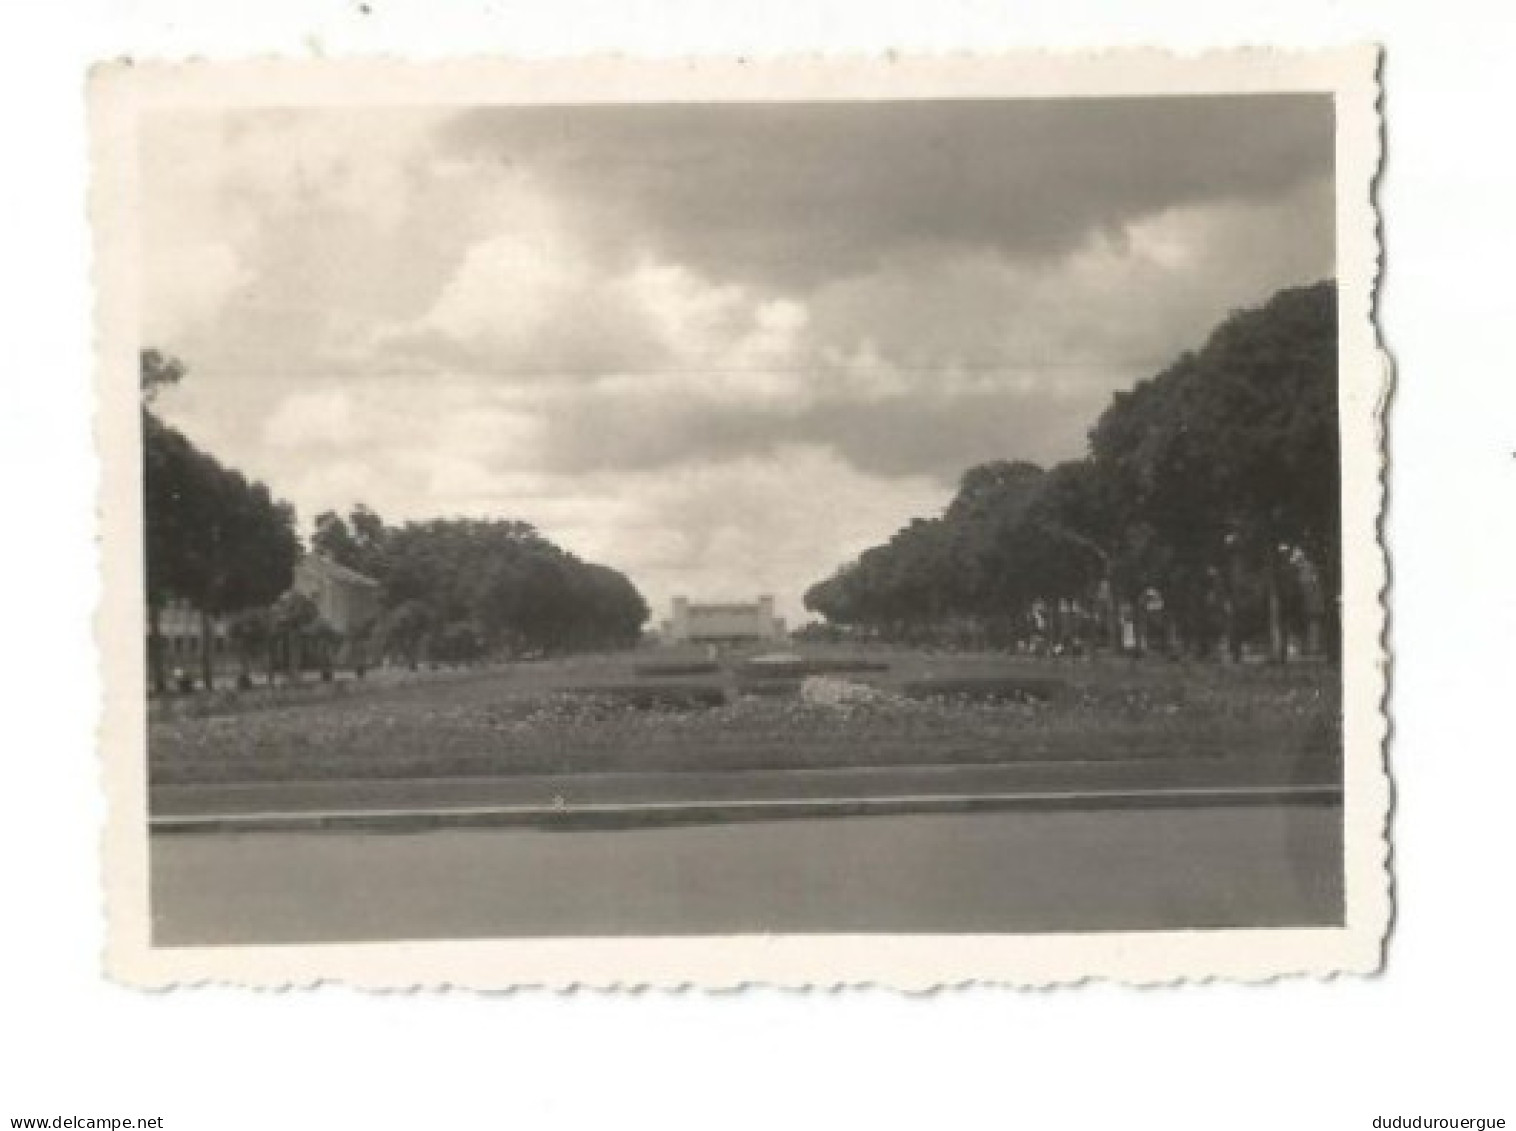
[92,46,1389,989]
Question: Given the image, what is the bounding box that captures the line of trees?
[309,508,650,664]
[143,350,652,692]
[803,281,1340,662]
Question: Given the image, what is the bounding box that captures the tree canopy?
[143,379,300,618]
[310,508,650,660]
[805,281,1340,657]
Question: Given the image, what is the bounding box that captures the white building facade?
[665,596,786,644]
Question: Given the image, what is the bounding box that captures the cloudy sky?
[140,94,1334,623]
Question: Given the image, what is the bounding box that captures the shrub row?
[735,657,891,679]
[900,676,1069,704]
[561,684,727,710]
[634,660,722,677]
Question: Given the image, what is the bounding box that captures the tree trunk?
[1266,559,1286,665]
[199,610,215,690]
[234,632,255,690]
[147,597,166,694]
[1225,546,1245,663]
[1105,580,1119,654]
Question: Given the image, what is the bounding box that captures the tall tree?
[1086,282,1338,658]
[141,351,301,690]
[804,281,1340,661]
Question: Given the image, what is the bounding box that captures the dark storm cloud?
[439,94,1333,289]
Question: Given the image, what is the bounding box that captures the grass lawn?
[147,646,1342,786]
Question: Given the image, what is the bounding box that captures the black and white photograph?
[93,51,1387,985]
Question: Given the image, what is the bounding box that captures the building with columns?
[664,596,786,645]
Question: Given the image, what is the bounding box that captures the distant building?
[153,595,231,670]
[292,554,381,635]
[666,596,786,644]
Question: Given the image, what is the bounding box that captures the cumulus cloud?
[521,448,950,621]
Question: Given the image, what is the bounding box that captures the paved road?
[150,803,1342,945]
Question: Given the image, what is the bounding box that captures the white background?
[1,2,1511,1128]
